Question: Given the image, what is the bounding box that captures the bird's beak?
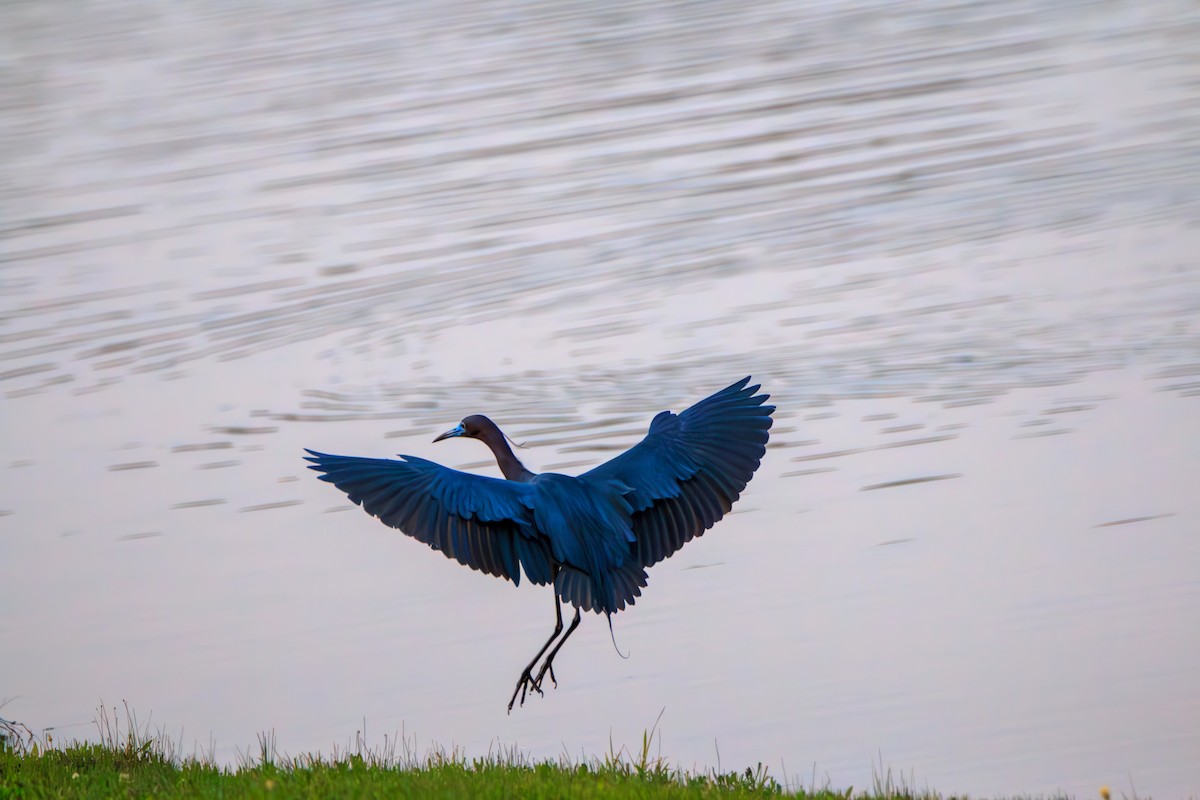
[433,423,465,443]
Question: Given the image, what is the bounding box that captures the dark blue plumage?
[304,376,774,710]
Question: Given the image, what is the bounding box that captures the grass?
[0,703,1078,800]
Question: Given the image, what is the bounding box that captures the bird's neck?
[480,427,535,482]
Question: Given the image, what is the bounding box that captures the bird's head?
[433,414,491,443]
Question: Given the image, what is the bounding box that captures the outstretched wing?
[581,377,774,567]
[304,450,555,586]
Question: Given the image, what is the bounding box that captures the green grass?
[0,704,1061,800]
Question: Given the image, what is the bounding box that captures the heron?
[304,376,774,711]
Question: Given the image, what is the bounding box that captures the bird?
[304,376,774,711]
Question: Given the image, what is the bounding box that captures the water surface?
[2,1,1198,797]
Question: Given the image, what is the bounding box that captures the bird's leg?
[507,593,564,714]
[532,607,582,692]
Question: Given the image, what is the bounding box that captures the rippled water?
[2,1,1198,797]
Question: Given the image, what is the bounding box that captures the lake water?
[2,0,1198,796]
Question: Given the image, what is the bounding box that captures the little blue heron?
[304,376,774,711]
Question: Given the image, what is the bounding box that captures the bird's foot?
[531,657,558,693]
[507,667,545,713]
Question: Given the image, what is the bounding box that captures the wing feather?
[304,450,552,586]
[582,376,774,568]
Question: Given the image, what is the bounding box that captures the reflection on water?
[1,0,1198,797]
